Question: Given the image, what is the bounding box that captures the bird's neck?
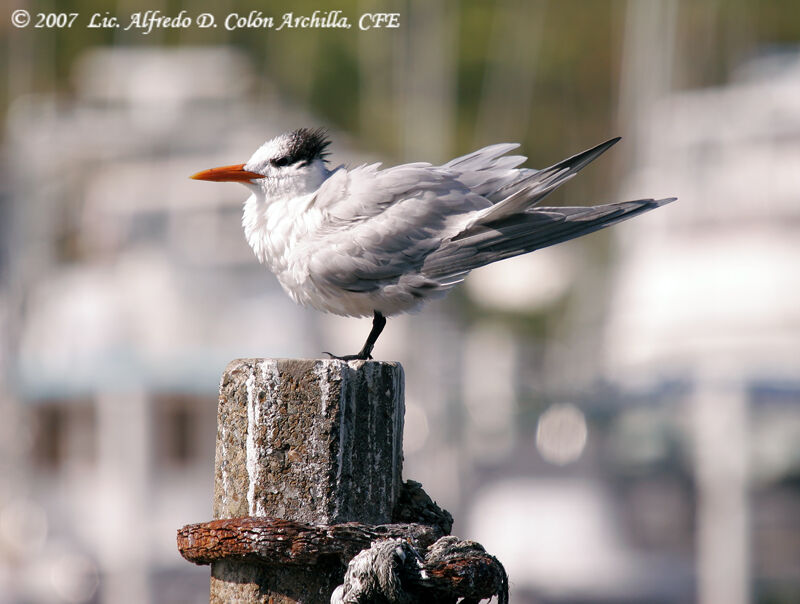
[242,161,331,269]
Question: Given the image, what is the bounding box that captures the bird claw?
[322,311,383,362]
[323,351,372,361]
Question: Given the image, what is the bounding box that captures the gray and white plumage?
[192,128,674,356]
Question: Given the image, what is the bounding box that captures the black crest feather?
[282,127,331,166]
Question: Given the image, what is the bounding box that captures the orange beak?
[191,163,263,182]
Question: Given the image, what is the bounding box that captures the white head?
[191,128,332,199]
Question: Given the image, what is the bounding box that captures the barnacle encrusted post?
[208,358,404,603]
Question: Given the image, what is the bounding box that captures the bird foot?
[323,351,372,361]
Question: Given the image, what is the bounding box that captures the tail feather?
[423,197,675,281]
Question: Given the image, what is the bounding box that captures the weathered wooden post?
[209,358,404,602]
[178,357,507,603]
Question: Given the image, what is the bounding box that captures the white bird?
[192,128,674,360]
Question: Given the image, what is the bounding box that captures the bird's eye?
[271,156,292,168]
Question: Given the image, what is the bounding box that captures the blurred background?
[2,1,800,602]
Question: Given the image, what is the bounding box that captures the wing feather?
[306,163,490,293]
[421,198,675,281]
[473,137,621,224]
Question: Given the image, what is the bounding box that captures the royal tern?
[192,128,674,360]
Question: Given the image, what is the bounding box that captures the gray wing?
[421,198,676,282]
[307,163,490,293]
[307,138,672,294]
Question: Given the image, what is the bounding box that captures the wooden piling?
[207,358,405,603]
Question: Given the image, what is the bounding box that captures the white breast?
[243,192,324,304]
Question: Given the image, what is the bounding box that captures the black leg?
[357,311,386,359]
[324,311,386,361]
